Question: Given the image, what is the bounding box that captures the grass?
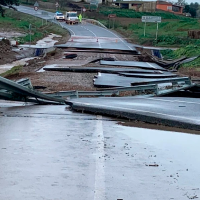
[117,19,200,46]
[161,45,200,68]
[99,7,190,20]
[97,6,200,68]
[0,9,69,44]
[0,65,23,78]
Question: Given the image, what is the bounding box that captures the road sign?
[141,16,162,40]
[142,16,161,23]
[34,6,38,11]
[83,7,86,12]
[108,14,116,18]
[90,0,98,6]
[55,2,59,7]
[34,1,39,7]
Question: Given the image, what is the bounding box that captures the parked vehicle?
[54,12,65,20]
[65,11,79,24]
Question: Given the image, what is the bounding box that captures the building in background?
[156,1,183,14]
[113,0,183,14]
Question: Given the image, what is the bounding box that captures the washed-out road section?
[1,5,200,200]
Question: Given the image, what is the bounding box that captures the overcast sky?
[180,0,197,3]
[142,0,197,3]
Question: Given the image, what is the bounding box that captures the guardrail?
[131,77,191,87]
[47,84,157,98]
[47,77,193,99]
[83,18,107,29]
[0,77,193,103]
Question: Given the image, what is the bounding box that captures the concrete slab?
[43,66,164,74]
[93,73,184,88]
[100,60,166,71]
[119,72,178,78]
[55,44,139,54]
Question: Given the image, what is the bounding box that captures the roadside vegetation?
[161,45,200,68]
[0,65,23,78]
[95,6,200,68]
[0,9,69,44]
[118,19,199,46]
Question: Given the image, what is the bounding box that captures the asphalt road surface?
[15,5,135,50]
[0,101,200,200]
[70,96,200,130]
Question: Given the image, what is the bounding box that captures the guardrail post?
[185,78,192,85]
[155,84,159,96]
[172,81,177,88]
[76,91,79,98]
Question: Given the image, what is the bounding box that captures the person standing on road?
[78,13,82,23]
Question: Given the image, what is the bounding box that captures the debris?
[64,53,77,59]
[188,30,200,39]
[188,195,198,199]
[146,164,159,167]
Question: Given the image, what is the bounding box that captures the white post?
[29,24,32,46]
[144,21,146,37]
[156,22,159,41]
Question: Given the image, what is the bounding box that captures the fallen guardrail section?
[0,76,65,104]
[0,76,196,105]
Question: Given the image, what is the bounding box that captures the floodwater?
[0,101,200,200]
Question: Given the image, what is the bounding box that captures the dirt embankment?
[0,39,17,65]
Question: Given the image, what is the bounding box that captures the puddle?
[36,33,61,47]
[19,33,61,48]
[0,57,36,74]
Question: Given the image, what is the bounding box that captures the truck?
[65,11,79,25]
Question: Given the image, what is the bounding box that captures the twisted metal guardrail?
[0,76,193,104]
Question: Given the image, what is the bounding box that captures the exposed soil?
[0,39,18,65]
[178,67,200,81]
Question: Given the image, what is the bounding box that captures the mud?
[6,48,138,92]
[0,31,26,38]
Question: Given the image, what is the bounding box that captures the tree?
[177,0,186,6]
[0,0,19,17]
[183,2,199,18]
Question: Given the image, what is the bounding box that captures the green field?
[0,9,68,44]
[98,7,200,67]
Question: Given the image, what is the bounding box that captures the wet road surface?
[0,101,200,199]
[70,96,200,130]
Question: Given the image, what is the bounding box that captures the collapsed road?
[0,5,200,200]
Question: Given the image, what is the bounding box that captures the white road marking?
[94,115,105,200]
[146,62,157,69]
[93,25,133,50]
[145,97,200,105]
[74,102,200,123]
[81,25,102,48]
